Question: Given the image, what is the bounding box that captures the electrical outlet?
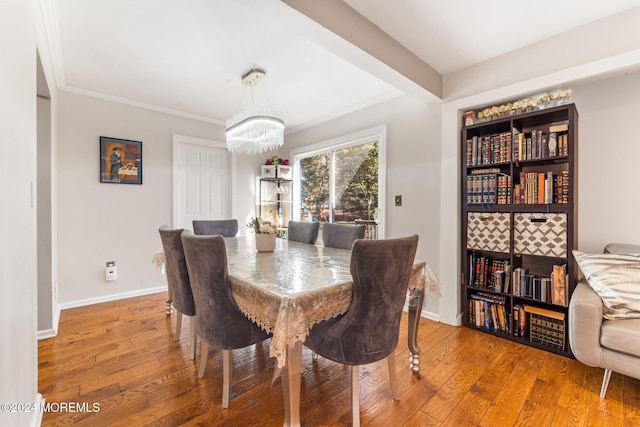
[106,261,117,281]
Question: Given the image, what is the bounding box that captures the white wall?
[0,1,40,426]
[571,72,640,251]
[284,94,444,317]
[55,91,264,305]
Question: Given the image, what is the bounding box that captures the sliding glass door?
[292,126,385,237]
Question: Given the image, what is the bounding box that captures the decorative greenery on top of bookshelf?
[464,89,572,125]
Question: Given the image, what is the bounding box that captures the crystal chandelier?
[226,68,284,155]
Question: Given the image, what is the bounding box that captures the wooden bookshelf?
[461,103,578,357]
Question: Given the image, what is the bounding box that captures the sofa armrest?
[568,282,604,367]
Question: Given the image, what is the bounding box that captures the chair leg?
[198,341,210,378]
[222,349,232,408]
[189,316,197,360]
[387,352,399,400]
[600,369,613,398]
[174,311,183,341]
[351,365,360,427]
[312,351,318,361]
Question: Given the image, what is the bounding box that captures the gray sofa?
[568,243,640,398]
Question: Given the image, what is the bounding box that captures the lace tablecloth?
[225,236,436,369]
[225,237,353,369]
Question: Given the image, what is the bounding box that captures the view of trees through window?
[299,142,378,223]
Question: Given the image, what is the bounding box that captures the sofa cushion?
[573,250,640,320]
[601,319,640,356]
[604,243,640,257]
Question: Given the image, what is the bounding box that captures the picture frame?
[277,165,292,179]
[100,136,142,184]
[261,165,276,178]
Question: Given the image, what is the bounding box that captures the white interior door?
[173,135,232,230]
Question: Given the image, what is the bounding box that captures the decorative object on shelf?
[261,165,276,178]
[262,156,291,178]
[464,89,573,125]
[246,217,277,252]
[226,68,284,156]
[277,165,292,179]
[99,136,142,184]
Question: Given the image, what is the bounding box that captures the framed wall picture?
[100,136,142,184]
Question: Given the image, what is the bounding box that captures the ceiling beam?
[280,0,443,102]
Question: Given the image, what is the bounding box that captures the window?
[291,126,386,237]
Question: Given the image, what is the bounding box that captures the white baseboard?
[58,285,167,311]
[37,328,57,340]
[402,305,439,323]
[421,309,440,322]
[30,393,44,427]
[37,300,61,340]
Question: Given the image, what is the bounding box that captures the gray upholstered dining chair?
[158,225,197,360]
[287,220,320,244]
[180,230,271,408]
[305,234,419,427]
[192,219,238,237]
[322,222,366,250]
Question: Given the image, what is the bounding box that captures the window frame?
[290,125,387,238]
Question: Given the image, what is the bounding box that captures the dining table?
[222,235,430,427]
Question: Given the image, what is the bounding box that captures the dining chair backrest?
[287,220,320,244]
[180,230,270,349]
[322,223,366,250]
[192,219,239,237]
[307,234,419,365]
[158,225,195,317]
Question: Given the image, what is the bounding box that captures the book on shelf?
[513,304,527,337]
[514,170,568,205]
[512,264,568,305]
[466,168,510,205]
[466,131,512,167]
[548,133,558,157]
[560,134,568,156]
[537,173,545,204]
[552,263,568,306]
[469,252,510,292]
[523,304,565,320]
[469,292,510,333]
[549,122,569,133]
[512,126,568,161]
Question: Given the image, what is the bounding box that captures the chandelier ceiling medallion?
[225,68,284,155]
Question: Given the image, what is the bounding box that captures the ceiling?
[41,0,640,134]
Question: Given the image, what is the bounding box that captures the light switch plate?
[395,195,402,206]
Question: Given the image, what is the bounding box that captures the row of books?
[466,170,512,205]
[513,170,569,205]
[468,292,510,333]
[470,300,566,345]
[512,264,567,306]
[466,132,512,166]
[466,170,569,205]
[512,127,569,160]
[466,122,569,168]
[469,253,511,293]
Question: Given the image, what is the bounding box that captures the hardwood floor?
[38,292,640,426]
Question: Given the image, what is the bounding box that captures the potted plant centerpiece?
[247,217,277,252]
